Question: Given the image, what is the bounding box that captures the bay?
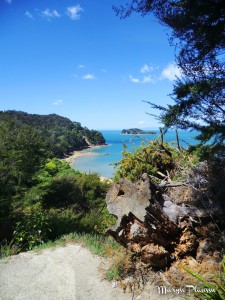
[73,130,199,178]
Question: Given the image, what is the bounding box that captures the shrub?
[78,207,116,234]
[13,203,51,251]
[47,208,81,240]
[114,139,196,182]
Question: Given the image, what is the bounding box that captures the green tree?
[0,111,105,158]
[0,119,48,190]
[114,0,225,152]
[0,119,49,241]
[42,174,83,209]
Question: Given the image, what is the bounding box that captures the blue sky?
[0,0,181,130]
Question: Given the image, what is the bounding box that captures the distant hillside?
[121,128,156,135]
[0,110,105,157]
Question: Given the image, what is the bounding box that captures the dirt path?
[0,244,181,300]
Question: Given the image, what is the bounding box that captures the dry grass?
[163,255,222,287]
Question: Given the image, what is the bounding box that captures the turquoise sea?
[73,130,199,178]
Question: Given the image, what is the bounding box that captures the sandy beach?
[63,145,108,166]
[63,145,113,182]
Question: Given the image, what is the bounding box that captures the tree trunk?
[106,173,224,268]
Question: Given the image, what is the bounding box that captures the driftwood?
[106,173,224,268]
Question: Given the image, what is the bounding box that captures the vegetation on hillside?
[0,111,113,256]
[0,110,105,157]
[121,128,156,135]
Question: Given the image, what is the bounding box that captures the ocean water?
[73,130,199,178]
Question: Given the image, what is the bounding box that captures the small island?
[121,128,156,135]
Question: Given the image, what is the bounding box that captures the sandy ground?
[63,145,113,182]
[63,145,108,166]
[0,244,182,300]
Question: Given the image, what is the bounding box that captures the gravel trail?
[0,244,181,300]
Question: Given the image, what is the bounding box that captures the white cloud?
[41,9,61,20]
[142,75,154,83]
[140,64,154,74]
[67,4,83,20]
[82,74,95,80]
[78,64,85,69]
[128,64,158,84]
[129,74,155,84]
[129,75,140,83]
[161,63,182,81]
[52,99,63,106]
[128,63,182,85]
[25,11,33,19]
[138,120,146,125]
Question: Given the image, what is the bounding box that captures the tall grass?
[185,255,225,300]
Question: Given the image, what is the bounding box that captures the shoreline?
[63,144,108,166]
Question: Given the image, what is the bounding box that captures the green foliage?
[0,118,48,191]
[114,139,188,182]
[0,111,111,257]
[79,234,107,256]
[32,240,62,252]
[0,239,19,258]
[42,174,83,209]
[0,119,49,240]
[13,203,51,251]
[122,128,156,134]
[73,173,109,210]
[66,234,122,258]
[82,127,106,145]
[185,256,225,300]
[60,233,122,257]
[47,208,81,240]
[154,78,225,147]
[78,207,116,234]
[115,0,225,157]
[0,154,112,253]
[106,265,124,281]
[0,111,105,158]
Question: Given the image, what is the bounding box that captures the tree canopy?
[0,111,106,157]
[0,112,112,252]
[114,0,225,152]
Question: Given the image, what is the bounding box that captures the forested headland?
[0,110,113,254]
[121,128,156,135]
[0,110,105,157]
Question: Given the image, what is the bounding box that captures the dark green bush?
[13,203,51,251]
